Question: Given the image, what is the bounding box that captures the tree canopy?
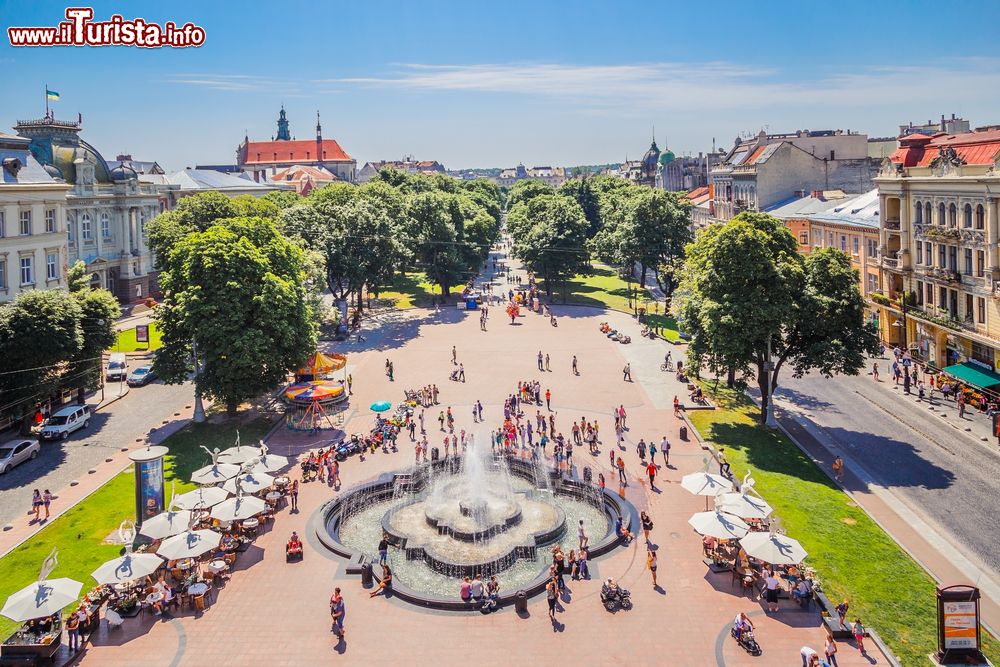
[508,195,590,299]
[673,212,879,421]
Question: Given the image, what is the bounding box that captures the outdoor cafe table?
[265,491,281,506]
[186,583,208,596]
[207,560,228,576]
[176,558,196,571]
[274,477,289,488]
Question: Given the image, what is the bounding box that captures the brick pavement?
[71,302,892,666]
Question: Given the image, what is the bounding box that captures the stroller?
[300,459,319,482]
[449,369,460,382]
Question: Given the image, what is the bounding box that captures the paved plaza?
[71,272,889,667]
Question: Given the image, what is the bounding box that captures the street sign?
[135,324,149,344]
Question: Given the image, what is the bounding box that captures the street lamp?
[764,336,778,428]
[192,339,205,423]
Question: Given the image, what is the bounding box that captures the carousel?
[284,352,348,431]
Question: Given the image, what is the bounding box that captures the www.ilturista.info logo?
[8,7,205,48]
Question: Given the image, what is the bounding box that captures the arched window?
[964,204,973,228]
[100,212,111,238]
[925,203,932,225]
[939,203,947,226]
[949,203,957,227]
[81,213,92,240]
[915,201,923,224]
[976,204,985,230]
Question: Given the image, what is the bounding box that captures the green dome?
[658,150,676,165]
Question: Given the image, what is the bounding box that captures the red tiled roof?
[891,129,1000,168]
[684,185,710,201]
[240,139,353,165]
[747,145,768,164]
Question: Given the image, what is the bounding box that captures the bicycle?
[660,361,674,372]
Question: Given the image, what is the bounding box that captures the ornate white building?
[15,115,161,302]
[0,132,71,303]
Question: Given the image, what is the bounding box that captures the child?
[853,618,866,653]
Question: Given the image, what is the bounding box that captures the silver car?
[0,439,40,474]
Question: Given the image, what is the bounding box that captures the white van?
[40,405,91,440]
[106,353,128,382]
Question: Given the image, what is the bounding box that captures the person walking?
[660,436,670,467]
[763,569,781,612]
[330,587,346,640]
[824,634,839,667]
[636,438,647,462]
[578,519,589,549]
[438,411,446,431]
[623,363,632,382]
[616,456,627,484]
[42,489,52,520]
[537,351,544,371]
[31,489,41,522]
[66,611,80,652]
[346,373,353,394]
[545,389,552,411]
[452,345,457,365]
[640,511,653,542]
[646,460,658,490]
[289,479,299,512]
[673,395,680,417]
[832,456,844,482]
[647,549,658,587]
[458,363,465,383]
[546,578,558,618]
[872,362,879,381]
[572,355,578,375]
[545,354,551,372]
[852,618,866,654]
[388,361,394,382]
[958,391,966,418]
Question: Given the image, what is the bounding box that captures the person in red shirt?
[645,461,657,489]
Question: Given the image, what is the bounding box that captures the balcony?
[881,256,899,269]
[884,219,901,231]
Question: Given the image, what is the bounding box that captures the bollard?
[431,447,440,461]
[679,425,688,441]
[514,589,528,614]
[361,561,374,588]
[583,466,592,483]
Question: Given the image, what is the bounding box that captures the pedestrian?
[438,411,445,431]
[546,578,558,618]
[537,350,544,371]
[640,510,653,541]
[616,456,626,484]
[332,459,341,488]
[42,489,52,520]
[290,479,299,512]
[572,355,578,375]
[477,400,484,421]
[578,519,588,549]
[378,534,389,565]
[578,547,589,579]
[660,436,670,467]
[824,634,839,667]
[388,361,394,382]
[545,353,551,371]
[958,392,966,418]
[597,473,605,494]
[646,460,657,490]
[636,438,646,461]
[346,373,353,394]
[800,646,819,667]
[619,405,627,429]
[545,389,552,411]
[623,363,632,382]
[832,456,844,482]
[872,362,879,381]
[763,568,781,612]
[31,489,41,521]
[66,611,80,652]
[452,345,457,364]
[718,448,731,478]
[648,439,657,465]
[835,600,850,630]
[458,363,465,382]
[853,618,866,654]
[330,587,346,640]
[419,409,426,434]
[673,395,680,417]
[647,549,658,587]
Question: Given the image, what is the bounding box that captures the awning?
[941,362,1000,390]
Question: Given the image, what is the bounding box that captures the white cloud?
[316,60,1000,113]
[167,73,299,93]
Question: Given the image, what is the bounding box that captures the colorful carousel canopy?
[298,352,347,377]
[285,381,345,403]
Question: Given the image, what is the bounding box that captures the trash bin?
[361,561,374,588]
[514,590,528,614]
[679,425,688,441]
[431,447,439,461]
[583,466,592,483]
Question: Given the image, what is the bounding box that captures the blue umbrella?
[370,401,391,413]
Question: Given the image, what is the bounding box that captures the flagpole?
[45,84,49,118]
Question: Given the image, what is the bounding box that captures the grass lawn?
[111,321,162,353]
[688,387,999,665]
[377,272,467,309]
[0,417,273,640]
[557,264,681,340]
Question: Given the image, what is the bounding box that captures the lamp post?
[764,336,778,428]
[192,339,205,423]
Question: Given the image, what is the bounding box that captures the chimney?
[811,190,823,200]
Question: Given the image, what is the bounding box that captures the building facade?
[236,108,355,183]
[497,164,566,188]
[877,128,1000,373]
[357,158,446,183]
[711,129,880,223]
[656,150,720,192]
[0,133,71,302]
[15,115,160,302]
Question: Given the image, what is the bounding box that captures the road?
[0,380,193,528]
[774,370,1000,586]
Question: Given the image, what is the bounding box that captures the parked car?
[106,352,128,382]
[0,439,40,474]
[40,405,91,441]
[126,366,157,387]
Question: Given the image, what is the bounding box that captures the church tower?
[315,111,323,164]
[276,106,291,141]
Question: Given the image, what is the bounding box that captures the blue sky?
[3,0,1000,170]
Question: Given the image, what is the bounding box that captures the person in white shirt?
[763,570,781,612]
[470,574,485,600]
[800,646,819,667]
[578,520,588,549]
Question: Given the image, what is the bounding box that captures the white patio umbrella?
[190,462,241,485]
[250,452,290,474]
[223,471,275,495]
[718,492,774,520]
[91,552,164,586]
[172,486,230,510]
[688,509,750,540]
[210,494,267,522]
[139,509,194,540]
[740,530,808,565]
[1,578,84,622]
[681,471,734,497]
[157,529,221,560]
[218,446,260,465]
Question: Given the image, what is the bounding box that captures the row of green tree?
[503,176,692,299]
[147,171,502,416]
[0,263,119,431]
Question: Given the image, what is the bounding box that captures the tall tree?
[407,192,466,296]
[154,217,316,416]
[506,180,554,210]
[673,212,879,421]
[559,178,601,237]
[66,288,119,403]
[508,195,590,299]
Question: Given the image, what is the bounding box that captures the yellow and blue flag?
[46,89,60,101]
